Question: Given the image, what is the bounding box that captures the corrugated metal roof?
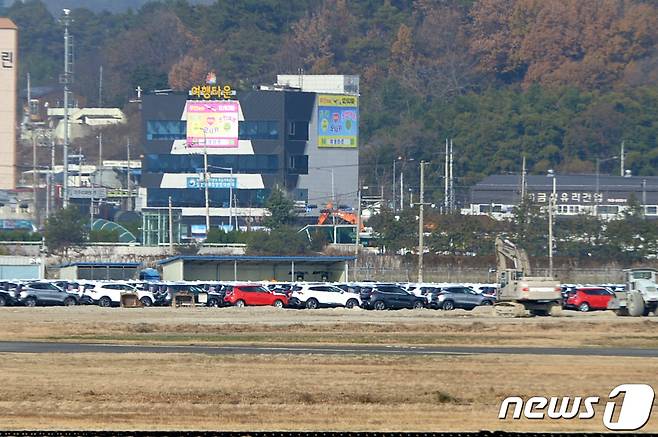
[157,255,355,265]
[58,262,141,268]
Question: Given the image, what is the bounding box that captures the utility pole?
[97,132,103,188]
[354,187,362,280]
[126,137,132,211]
[32,134,37,225]
[548,176,556,278]
[520,155,527,201]
[98,65,103,107]
[400,171,404,211]
[444,138,449,212]
[204,142,210,232]
[392,160,397,211]
[449,139,454,213]
[60,9,73,208]
[168,195,174,253]
[621,141,625,177]
[418,161,427,282]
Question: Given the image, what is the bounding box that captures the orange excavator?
[317,202,365,231]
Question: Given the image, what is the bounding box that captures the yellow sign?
[189,84,233,100]
[318,95,358,107]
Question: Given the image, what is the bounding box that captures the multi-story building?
[464,174,658,220]
[139,75,359,244]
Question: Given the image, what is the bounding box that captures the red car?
[224,284,288,308]
[564,287,615,312]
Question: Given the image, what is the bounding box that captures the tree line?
[4,0,658,201]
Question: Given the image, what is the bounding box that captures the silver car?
[429,286,495,310]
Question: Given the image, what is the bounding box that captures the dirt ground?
[0,306,658,348]
[0,306,657,432]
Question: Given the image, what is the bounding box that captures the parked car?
[360,285,425,310]
[564,287,615,312]
[18,281,79,307]
[428,286,495,310]
[197,282,228,307]
[0,281,21,306]
[85,282,156,307]
[224,284,289,308]
[289,283,361,309]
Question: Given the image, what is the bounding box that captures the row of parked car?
[0,279,500,311]
[0,279,625,312]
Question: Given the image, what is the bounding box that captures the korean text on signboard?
[317,94,358,148]
[1,50,13,69]
[186,176,237,189]
[528,191,604,204]
[186,101,239,148]
[189,84,232,100]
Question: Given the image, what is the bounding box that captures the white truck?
[608,268,658,316]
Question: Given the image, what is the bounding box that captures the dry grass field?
[0,306,657,431]
[0,353,656,432]
[0,306,657,348]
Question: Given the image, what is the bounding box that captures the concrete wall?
[0,20,17,190]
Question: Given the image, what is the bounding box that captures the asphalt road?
[0,341,656,357]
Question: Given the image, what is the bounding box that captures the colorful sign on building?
[186,176,237,189]
[317,94,358,148]
[186,101,239,148]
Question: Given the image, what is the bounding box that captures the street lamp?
[209,165,235,231]
[393,156,414,211]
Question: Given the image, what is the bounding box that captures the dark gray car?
[428,286,495,310]
[18,281,79,307]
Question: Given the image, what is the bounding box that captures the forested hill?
[3,0,658,201]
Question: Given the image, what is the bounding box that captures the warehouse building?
[139,75,359,244]
[464,174,658,220]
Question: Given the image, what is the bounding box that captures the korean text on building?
[317,94,358,148]
[186,101,239,148]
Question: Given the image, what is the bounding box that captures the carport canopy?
[157,255,356,282]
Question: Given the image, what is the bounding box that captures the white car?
[85,282,156,307]
[290,283,361,309]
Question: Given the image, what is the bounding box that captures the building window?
[646,206,657,215]
[596,205,619,215]
[147,188,271,208]
[146,120,186,141]
[238,121,279,140]
[288,155,308,175]
[143,154,279,174]
[288,121,309,141]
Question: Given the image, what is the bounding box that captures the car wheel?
[481,300,493,306]
[373,300,386,311]
[345,298,359,309]
[234,299,245,308]
[0,295,6,307]
[412,301,424,309]
[442,300,454,311]
[63,297,76,306]
[208,298,219,307]
[24,297,37,307]
[273,299,284,309]
[98,296,112,308]
[578,302,590,312]
[305,298,319,309]
[140,297,153,307]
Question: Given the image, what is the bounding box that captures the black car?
[361,285,425,310]
[0,281,20,306]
